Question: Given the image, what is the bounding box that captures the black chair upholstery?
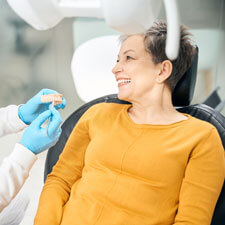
[44,46,225,224]
[203,86,225,112]
[203,87,222,109]
[172,46,198,106]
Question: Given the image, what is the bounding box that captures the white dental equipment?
[71,35,120,102]
[6,0,180,60]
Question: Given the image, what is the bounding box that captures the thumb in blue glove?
[19,105,62,154]
[18,88,66,124]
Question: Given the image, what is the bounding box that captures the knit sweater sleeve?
[173,128,225,225]
[34,106,94,225]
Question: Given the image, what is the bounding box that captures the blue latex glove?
[19,105,62,154]
[18,89,66,124]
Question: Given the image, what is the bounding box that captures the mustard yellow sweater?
[34,103,225,225]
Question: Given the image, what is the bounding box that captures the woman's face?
[112,35,161,102]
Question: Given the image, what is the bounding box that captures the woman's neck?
[127,87,187,125]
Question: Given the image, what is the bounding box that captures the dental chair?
[203,86,225,112]
[44,47,225,225]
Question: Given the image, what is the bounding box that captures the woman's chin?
[117,92,130,102]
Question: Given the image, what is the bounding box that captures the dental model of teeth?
[41,94,63,105]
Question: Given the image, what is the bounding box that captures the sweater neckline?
[122,104,192,129]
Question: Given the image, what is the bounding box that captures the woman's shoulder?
[188,114,215,127]
[82,102,129,119]
[185,114,220,136]
[88,102,129,114]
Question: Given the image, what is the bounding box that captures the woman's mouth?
[117,79,131,88]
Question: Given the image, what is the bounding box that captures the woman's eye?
[126,55,133,61]
[116,56,133,63]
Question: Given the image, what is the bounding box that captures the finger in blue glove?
[46,104,62,137]
[19,107,62,155]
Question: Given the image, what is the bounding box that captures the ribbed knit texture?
[34,103,225,225]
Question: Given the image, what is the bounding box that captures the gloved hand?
[18,89,66,124]
[19,105,62,154]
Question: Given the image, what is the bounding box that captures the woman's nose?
[112,61,123,75]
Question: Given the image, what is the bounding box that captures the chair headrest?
[172,46,199,106]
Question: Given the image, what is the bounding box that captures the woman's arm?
[34,109,92,225]
[173,128,225,225]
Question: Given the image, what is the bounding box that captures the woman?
[34,21,225,225]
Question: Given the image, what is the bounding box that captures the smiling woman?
[113,35,164,109]
[112,21,195,125]
[33,20,225,225]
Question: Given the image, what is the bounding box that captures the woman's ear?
[156,60,173,83]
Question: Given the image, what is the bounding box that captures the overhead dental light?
[7,0,180,60]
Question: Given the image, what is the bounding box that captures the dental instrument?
[6,0,180,60]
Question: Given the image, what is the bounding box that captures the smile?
[117,79,131,87]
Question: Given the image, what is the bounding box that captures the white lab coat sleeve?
[0,105,27,137]
[0,143,37,212]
